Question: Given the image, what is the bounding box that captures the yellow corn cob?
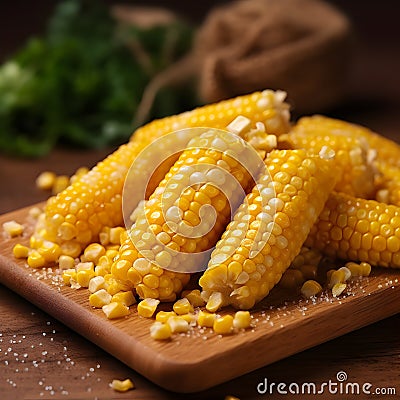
[112,129,260,301]
[297,115,400,168]
[199,148,337,310]
[279,117,376,198]
[305,191,400,268]
[33,90,290,259]
[375,163,400,206]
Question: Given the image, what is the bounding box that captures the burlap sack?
[130,0,352,124]
[195,0,352,115]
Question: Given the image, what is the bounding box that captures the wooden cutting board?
[1,205,400,393]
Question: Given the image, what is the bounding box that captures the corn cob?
[296,115,400,168]
[279,117,376,198]
[199,148,337,310]
[112,129,261,301]
[33,90,290,258]
[305,191,400,268]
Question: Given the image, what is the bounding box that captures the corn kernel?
[76,262,95,287]
[3,220,24,237]
[102,302,129,319]
[360,262,372,277]
[38,241,61,262]
[95,265,110,277]
[52,175,70,195]
[328,269,346,289]
[111,291,136,306]
[233,311,251,329]
[182,289,206,307]
[81,243,106,264]
[154,311,175,323]
[167,316,190,333]
[28,207,42,219]
[36,171,56,190]
[301,280,323,298]
[58,255,75,270]
[332,283,347,297]
[150,322,172,340]
[345,262,362,277]
[137,298,160,318]
[89,276,106,293]
[111,378,135,392]
[197,311,216,328]
[62,268,77,285]
[179,313,197,325]
[338,266,351,281]
[226,115,251,135]
[173,298,194,315]
[205,292,224,313]
[27,251,45,268]
[13,244,30,259]
[109,227,126,245]
[89,289,112,308]
[213,315,234,335]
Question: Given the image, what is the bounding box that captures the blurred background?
[0,0,399,156]
[0,0,399,211]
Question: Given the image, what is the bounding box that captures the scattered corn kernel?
[36,171,56,190]
[332,283,347,297]
[109,227,126,245]
[52,175,70,195]
[88,276,106,293]
[13,244,30,259]
[62,268,77,285]
[156,311,177,323]
[28,207,42,219]
[111,291,136,306]
[179,313,197,325]
[3,220,24,237]
[38,241,61,262]
[360,262,372,277]
[301,280,323,298]
[137,298,160,318]
[338,266,351,281]
[233,311,251,329]
[166,316,190,333]
[27,250,45,268]
[213,315,234,335]
[328,269,346,289]
[326,269,336,282]
[89,289,112,308]
[150,322,172,340]
[95,265,110,277]
[226,115,251,135]
[58,255,75,270]
[173,298,194,315]
[197,311,216,328]
[76,262,95,287]
[182,289,206,307]
[110,378,135,392]
[345,261,362,277]
[81,243,106,264]
[102,302,129,319]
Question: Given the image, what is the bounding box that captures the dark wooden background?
[1,1,400,399]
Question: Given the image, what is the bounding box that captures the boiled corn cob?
[305,191,400,268]
[32,90,290,260]
[280,117,376,198]
[296,115,400,168]
[199,148,337,310]
[112,129,261,301]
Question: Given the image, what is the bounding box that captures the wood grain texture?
[1,205,400,393]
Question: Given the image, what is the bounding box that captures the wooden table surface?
[1,2,400,399]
